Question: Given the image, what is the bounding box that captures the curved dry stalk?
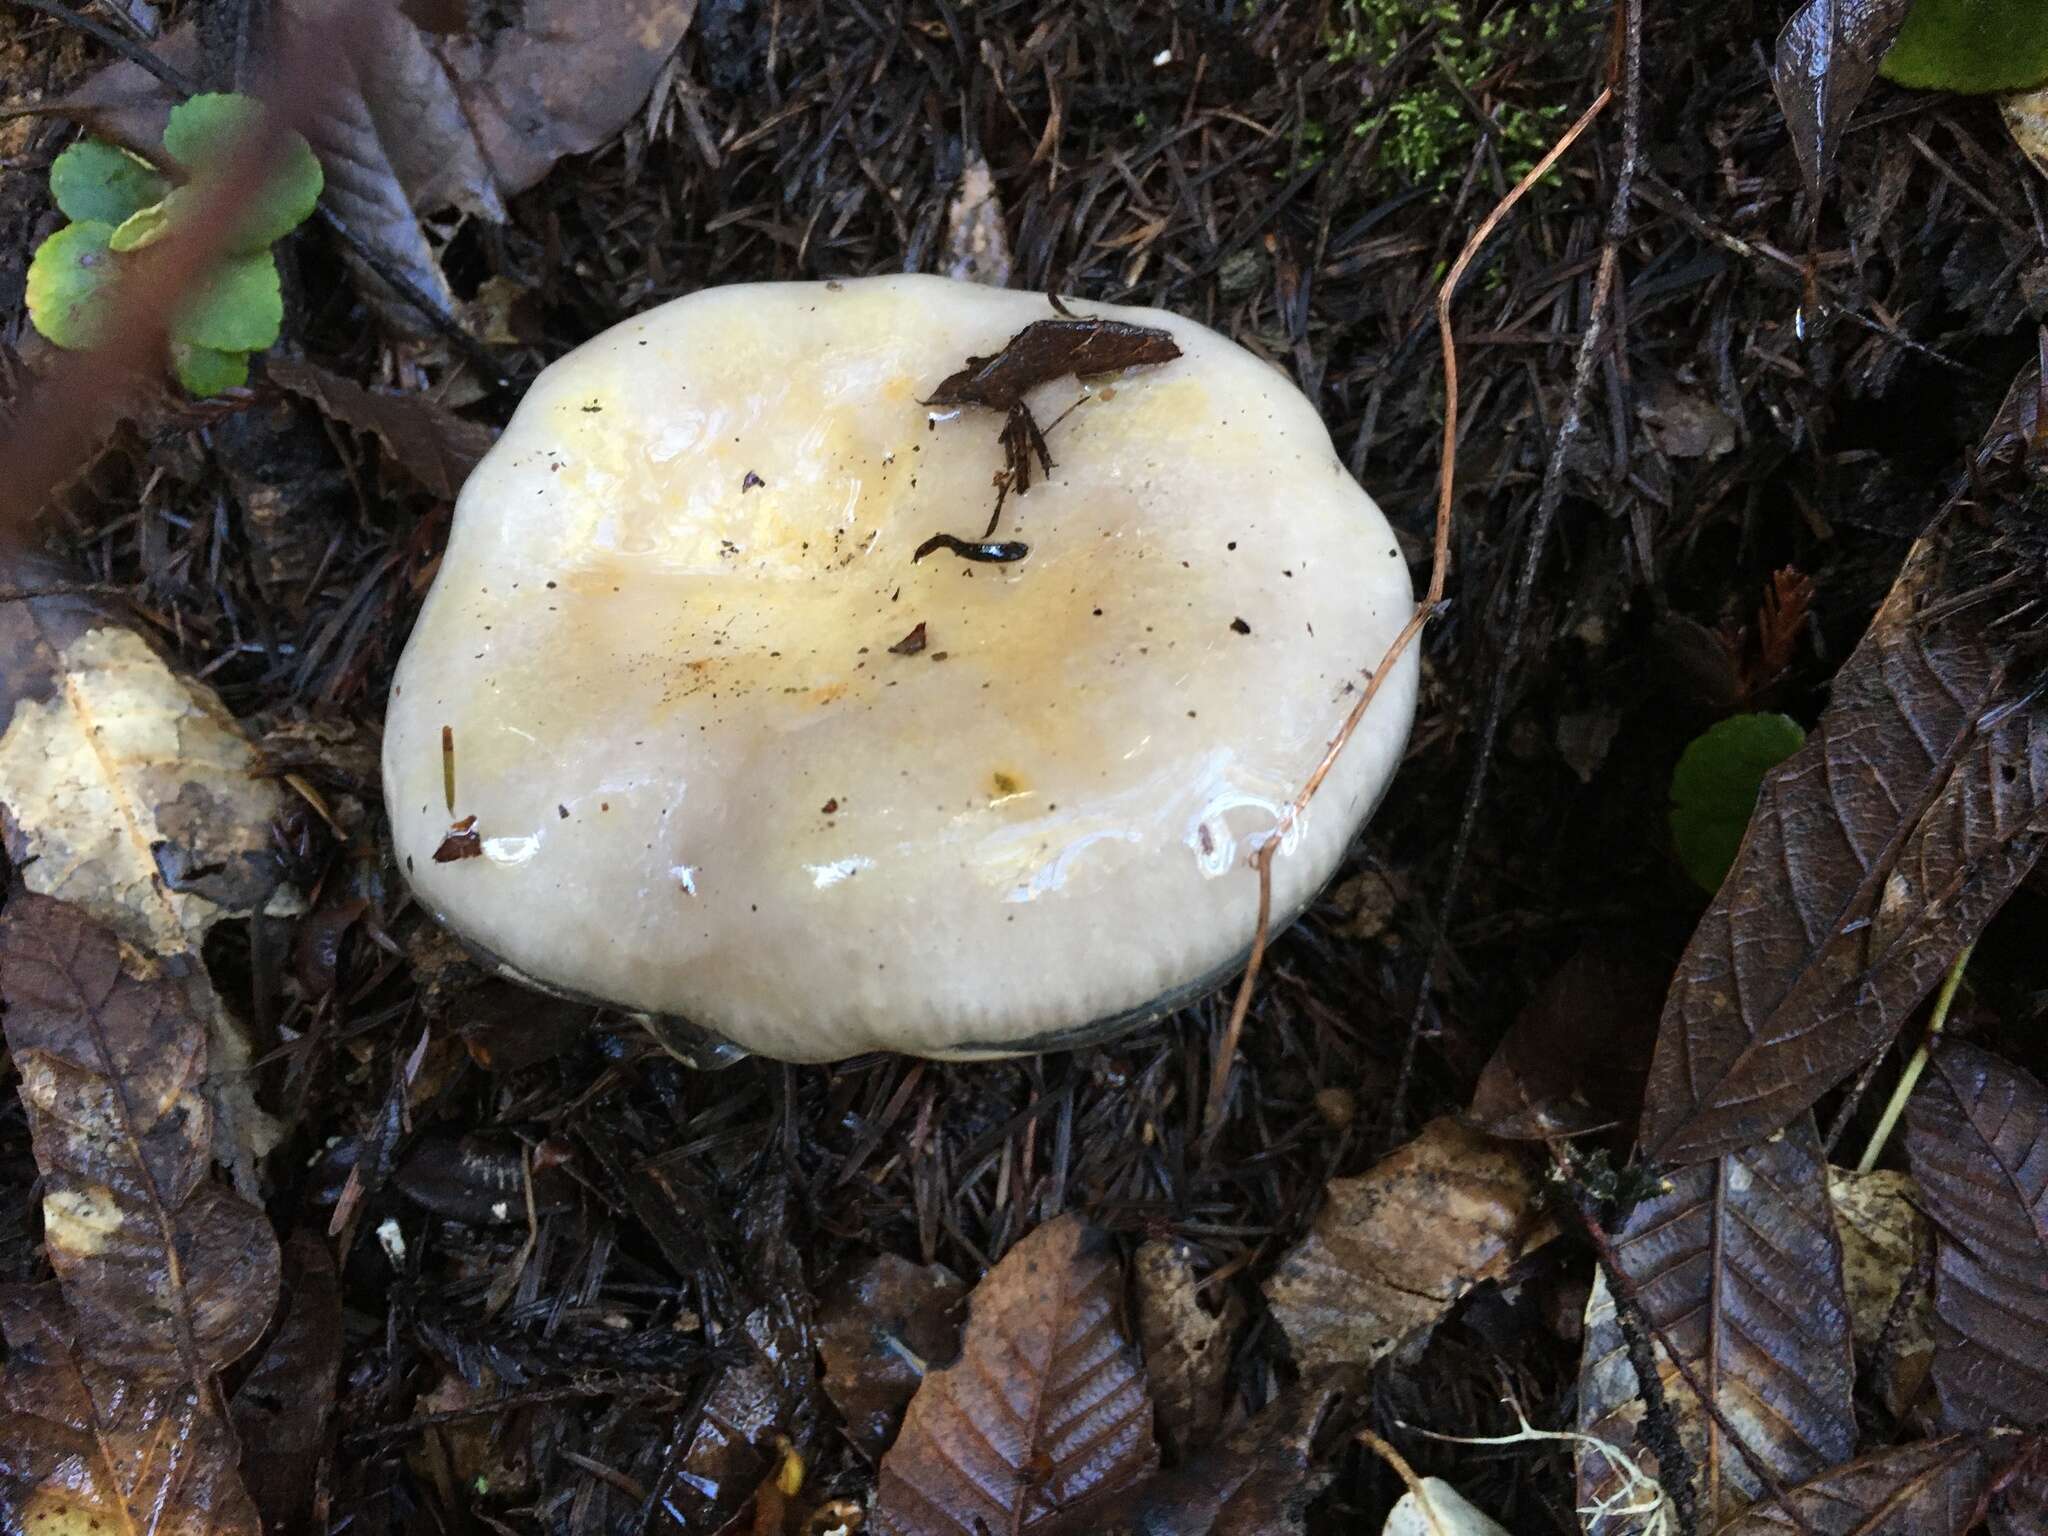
[1200,85,1615,1146]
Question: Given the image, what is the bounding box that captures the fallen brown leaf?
[1468,944,1667,1142]
[230,1232,343,1530]
[872,1213,1157,1536]
[1134,1239,1243,1457]
[0,892,281,1378]
[1772,0,1910,209]
[0,554,298,1174]
[1099,1379,1344,1536]
[0,1285,260,1534]
[817,1253,966,1459]
[1577,1114,1855,1532]
[1263,1117,1553,1371]
[1641,517,2048,1165]
[0,556,296,957]
[1828,1167,1936,1418]
[1707,1434,1993,1535]
[1905,1042,2048,1439]
[269,357,497,500]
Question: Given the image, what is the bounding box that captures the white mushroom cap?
[382,276,1417,1063]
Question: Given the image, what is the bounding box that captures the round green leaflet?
[49,141,168,227]
[25,221,119,350]
[162,93,324,252]
[1669,712,1808,894]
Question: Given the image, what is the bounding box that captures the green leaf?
[171,343,250,396]
[49,141,167,226]
[163,92,323,251]
[25,221,119,350]
[170,250,281,352]
[1670,713,1808,893]
[1881,0,2048,94]
[108,193,179,253]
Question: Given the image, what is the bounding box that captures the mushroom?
[382,275,1417,1064]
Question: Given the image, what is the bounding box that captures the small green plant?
[1668,712,1807,894]
[27,93,322,396]
[1328,0,1598,186]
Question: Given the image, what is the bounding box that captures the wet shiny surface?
[383,276,1417,1061]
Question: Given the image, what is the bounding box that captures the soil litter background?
[1,0,2046,1532]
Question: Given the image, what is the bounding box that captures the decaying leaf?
[1828,1167,1936,1418]
[1577,1114,1855,1532]
[0,559,295,955]
[269,357,496,501]
[1382,1477,1512,1536]
[1707,1434,1992,1535]
[0,559,294,1172]
[872,1213,1157,1535]
[0,892,281,1378]
[0,1285,260,1535]
[2006,88,2048,183]
[1641,521,2048,1166]
[817,1253,967,1458]
[1264,1117,1553,1371]
[1467,944,1667,1142]
[1772,0,1910,208]
[1100,1378,1344,1536]
[661,1171,822,1531]
[943,156,1012,287]
[230,1232,343,1531]
[1134,1239,1242,1456]
[1905,1041,2048,1437]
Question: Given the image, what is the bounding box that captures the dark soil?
[3,0,2046,1531]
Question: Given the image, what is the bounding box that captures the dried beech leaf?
[1905,1041,2048,1436]
[1099,1378,1343,1536]
[433,0,698,196]
[0,559,295,956]
[1134,1239,1242,1456]
[1772,0,1910,207]
[1577,1115,1855,1532]
[1642,529,2048,1166]
[872,1213,1157,1536]
[1828,1168,1937,1417]
[817,1253,966,1459]
[1263,1117,1553,1371]
[1708,1434,1991,1535]
[0,1286,260,1535]
[0,892,281,1377]
[269,357,496,501]
[0,560,291,1171]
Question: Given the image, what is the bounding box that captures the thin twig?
[1198,82,1615,1148]
[1856,944,1972,1174]
[1390,0,1643,1138]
